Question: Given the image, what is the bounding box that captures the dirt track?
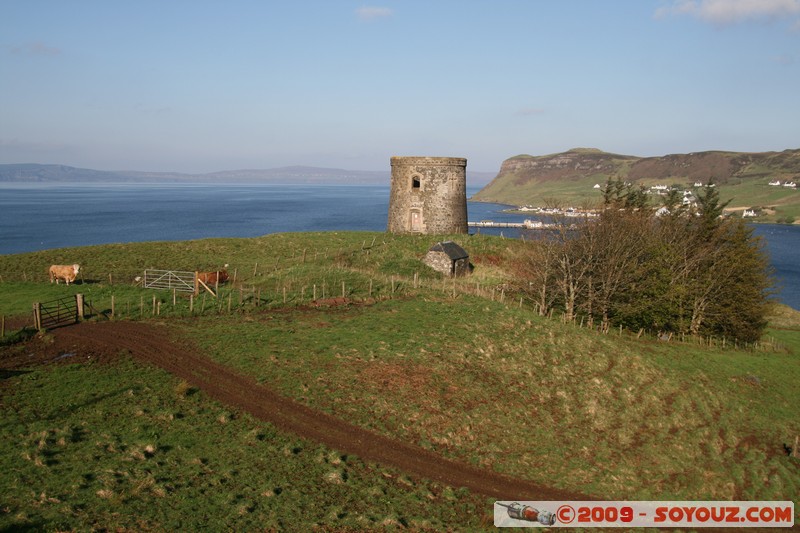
[15,320,592,502]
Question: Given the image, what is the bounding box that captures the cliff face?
[473,147,800,205]
[496,149,637,185]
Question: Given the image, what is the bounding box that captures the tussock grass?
[185,295,800,506]
[1,357,492,531]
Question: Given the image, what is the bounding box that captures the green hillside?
[473,148,800,222]
[1,232,799,529]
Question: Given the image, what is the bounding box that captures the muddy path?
[29,320,592,502]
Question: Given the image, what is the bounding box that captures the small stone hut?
[423,241,470,277]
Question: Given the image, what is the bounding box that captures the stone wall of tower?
[387,156,468,234]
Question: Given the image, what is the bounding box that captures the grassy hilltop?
[473,148,800,223]
[1,232,799,530]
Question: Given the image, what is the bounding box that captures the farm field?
[1,231,799,530]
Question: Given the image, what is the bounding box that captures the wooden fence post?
[76,294,85,320]
[111,295,115,319]
[33,302,41,331]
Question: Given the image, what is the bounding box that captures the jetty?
[468,221,525,228]
[468,219,561,230]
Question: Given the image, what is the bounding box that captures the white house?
[742,209,757,218]
[769,179,782,186]
[784,182,797,189]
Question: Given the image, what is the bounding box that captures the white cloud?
[355,6,393,21]
[656,0,800,25]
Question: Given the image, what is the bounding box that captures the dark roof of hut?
[428,241,468,260]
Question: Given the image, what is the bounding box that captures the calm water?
[1,183,798,308]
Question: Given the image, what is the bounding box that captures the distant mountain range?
[0,164,389,185]
[0,163,497,186]
[472,148,800,222]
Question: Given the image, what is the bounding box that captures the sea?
[1,182,798,309]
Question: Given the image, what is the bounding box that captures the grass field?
[1,356,494,530]
[2,232,799,530]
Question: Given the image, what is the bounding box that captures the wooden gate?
[33,295,83,330]
[143,269,196,293]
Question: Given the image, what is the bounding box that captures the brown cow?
[196,264,229,286]
[49,264,80,285]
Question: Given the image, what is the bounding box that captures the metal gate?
[143,269,195,293]
[33,295,80,330]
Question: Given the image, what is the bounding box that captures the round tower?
[387,156,468,234]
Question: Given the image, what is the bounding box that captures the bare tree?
[514,237,559,316]
[588,209,650,332]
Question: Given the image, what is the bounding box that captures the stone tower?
[387,156,468,234]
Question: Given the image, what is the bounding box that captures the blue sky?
[1,1,799,173]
